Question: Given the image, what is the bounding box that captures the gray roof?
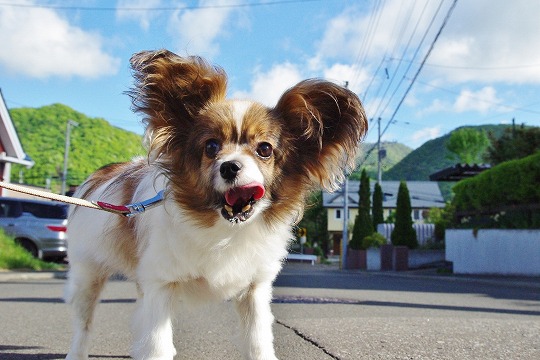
[322,180,446,209]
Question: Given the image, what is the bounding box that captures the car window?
[0,200,22,218]
[21,202,68,219]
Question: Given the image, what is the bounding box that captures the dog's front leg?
[235,281,278,360]
[131,282,178,360]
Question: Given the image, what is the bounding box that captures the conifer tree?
[350,169,373,249]
[372,182,384,231]
[391,181,418,248]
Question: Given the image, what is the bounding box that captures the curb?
[0,270,67,281]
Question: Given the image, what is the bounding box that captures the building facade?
[323,180,445,254]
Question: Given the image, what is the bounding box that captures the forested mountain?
[9,104,144,190]
[350,141,412,180]
[383,124,513,181]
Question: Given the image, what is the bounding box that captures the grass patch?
[0,229,62,271]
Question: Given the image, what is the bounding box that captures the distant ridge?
[9,103,144,190]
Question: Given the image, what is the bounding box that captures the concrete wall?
[446,229,540,275]
[408,250,445,269]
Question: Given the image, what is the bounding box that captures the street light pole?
[341,179,349,269]
[341,80,350,269]
[61,120,78,195]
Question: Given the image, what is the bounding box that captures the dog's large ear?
[273,79,367,191]
[128,50,227,155]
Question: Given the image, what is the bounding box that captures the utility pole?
[341,81,350,269]
[61,120,78,195]
[377,117,382,184]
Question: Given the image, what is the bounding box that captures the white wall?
[446,229,540,275]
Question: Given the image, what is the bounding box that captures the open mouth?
[222,182,265,223]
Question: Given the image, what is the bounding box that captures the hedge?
[452,151,540,211]
[452,151,540,229]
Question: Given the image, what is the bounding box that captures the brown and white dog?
[64,49,367,360]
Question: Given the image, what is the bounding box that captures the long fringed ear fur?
[273,79,368,191]
[127,50,228,158]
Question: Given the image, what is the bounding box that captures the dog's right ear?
[128,50,227,154]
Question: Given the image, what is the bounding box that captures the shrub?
[362,232,387,249]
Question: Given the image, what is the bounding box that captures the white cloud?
[411,126,442,145]
[322,63,369,95]
[168,0,235,57]
[231,63,303,106]
[116,0,162,31]
[453,87,502,114]
[313,0,540,86]
[0,0,120,79]
[314,1,441,64]
[428,0,540,84]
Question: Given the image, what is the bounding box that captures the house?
[0,89,34,196]
[323,180,445,254]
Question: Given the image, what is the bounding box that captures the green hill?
[9,104,144,191]
[350,141,412,180]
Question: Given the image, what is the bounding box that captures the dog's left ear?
[273,79,367,191]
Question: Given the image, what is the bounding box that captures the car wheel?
[16,238,39,258]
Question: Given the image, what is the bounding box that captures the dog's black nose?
[220,161,242,181]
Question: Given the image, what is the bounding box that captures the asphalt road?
[0,264,539,360]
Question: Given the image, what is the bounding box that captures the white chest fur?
[134,205,291,302]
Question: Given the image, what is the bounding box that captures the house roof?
[429,163,491,181]
[322,180,446,209]
[0,89,34,168]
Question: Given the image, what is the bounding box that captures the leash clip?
[94,190,165,217]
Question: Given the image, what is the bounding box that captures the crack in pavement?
[276,319,341,360]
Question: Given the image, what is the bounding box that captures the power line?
[411,77,540,115]
[370,0,436,120]
[375,0,444,120]
[379,0,459,139]
[0,0,328,12]
[391,58,540,71]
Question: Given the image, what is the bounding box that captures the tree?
[298,191,328,256]
[486,125,540,165]
[350,169,373,250]
[446,127,490,164]
[359,169,370,210]
[372,182,384,231]
[391,181,418,249]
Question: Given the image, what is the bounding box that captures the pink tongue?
[225,182,265,206]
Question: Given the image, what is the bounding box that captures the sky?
[1,0,540,150]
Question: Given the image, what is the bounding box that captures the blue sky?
[1,0,539,149]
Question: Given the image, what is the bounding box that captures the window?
[413,209,420,220]
[21,202,68,219]
[0,200,21,218]
[335,209,341,219]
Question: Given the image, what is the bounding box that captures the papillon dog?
[64,49,367,360]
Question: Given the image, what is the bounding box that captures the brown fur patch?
[75,160,148,272]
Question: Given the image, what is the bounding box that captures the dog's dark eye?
[256,142,273,159]
[205,139,221,158]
